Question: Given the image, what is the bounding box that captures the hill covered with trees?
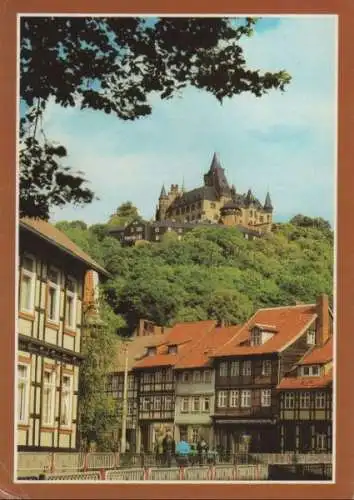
[56,213,333,333]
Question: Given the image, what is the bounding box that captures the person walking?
[162,431,176,468]
[176,435,191,467]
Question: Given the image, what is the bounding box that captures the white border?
[15,12,338,486]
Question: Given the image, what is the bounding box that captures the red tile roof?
[297,337,333,365]
[277,369,333,389]
[20,217,108,275]
[212,304,317,357]
[133,320,216,369]
[112,333,168,372]
[174,325,241,369]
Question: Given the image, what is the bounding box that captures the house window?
[316,433,327,451]
[18,363,30,424]
[127,402,133,416]
[155,227,160,233]
[142,397,150,411]
[181,397,189,413]
[219,362,228,377]
[192,428,199,443]
[165,368,173,381]
[307,328,316,345]
[167,345,177,355]
[242,360,252,376]
[65,277,77,330]
[155,371,162,383]
[47,268,60,323]
[251,329,261,346]
[230,361,240,376]
[284,392,295,409]
[262,360,272,376]
[193,371,201,383]
[229,390,239,408]
[300,392,311,409]
[143,373,151,383]
[261,389,271,407]
[112,376,119,391]
[192,396,200,412]
[217,390,227,408]
[203,397,210,412]
[182,371,190,383]
[20,255,36,313]
[42,369,56,426]
[153,397,161,411]
[165,396,172,410]
[147,347,156,357]
[204,370,211,383]
[128,375,134,390]
[315,392,326,409]
[302,365,320,377]
[241,390,251,408]
[60,374,73,427]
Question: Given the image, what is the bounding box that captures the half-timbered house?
[106,320,168,452]
[132,320,216,452]
[211,295,332,454]
[277,336,333,453]
[173,325,239,446]
[17,218,108,451]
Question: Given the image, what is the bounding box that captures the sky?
[34,15,337,226]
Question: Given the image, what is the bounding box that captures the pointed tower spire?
[264,191,273,211]
[210,152,222,171]
[245,188,254,205]
[159,184,167,199]
[181,177,186,193]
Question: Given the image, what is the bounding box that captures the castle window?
[260,216,264,223]
[155,227,160,233]
[191,204,195,211]
[186,206,190,213]
[210,203,216,209]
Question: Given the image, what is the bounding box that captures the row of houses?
[107,297,333,455]
[17,217,333,458]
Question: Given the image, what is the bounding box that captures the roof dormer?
[250,324,277,346]
[298,364,321,377]
[147,346,157,357]
[167,344,178,355]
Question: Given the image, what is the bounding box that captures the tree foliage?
[57,220,333,332]
[107,201,141,226]
[78,300,126,451]
[20,16,291,219]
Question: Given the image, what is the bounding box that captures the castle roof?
[159,184,168,198]
[264,192,273,211]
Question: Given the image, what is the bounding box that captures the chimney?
[316,294,329,346]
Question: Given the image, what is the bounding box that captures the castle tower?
[263,191,274,232]
[204,152,231,199]
[156,184,169,221]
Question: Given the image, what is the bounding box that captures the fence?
[17,451,332,478]
[38,465,269,481]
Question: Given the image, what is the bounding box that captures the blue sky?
[38,15,337,226]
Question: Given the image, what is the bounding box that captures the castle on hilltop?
[155,153,274,232]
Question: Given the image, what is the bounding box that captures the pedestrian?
[162,431,176,468]
[176,435,191,467]
[197,437,208,466]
